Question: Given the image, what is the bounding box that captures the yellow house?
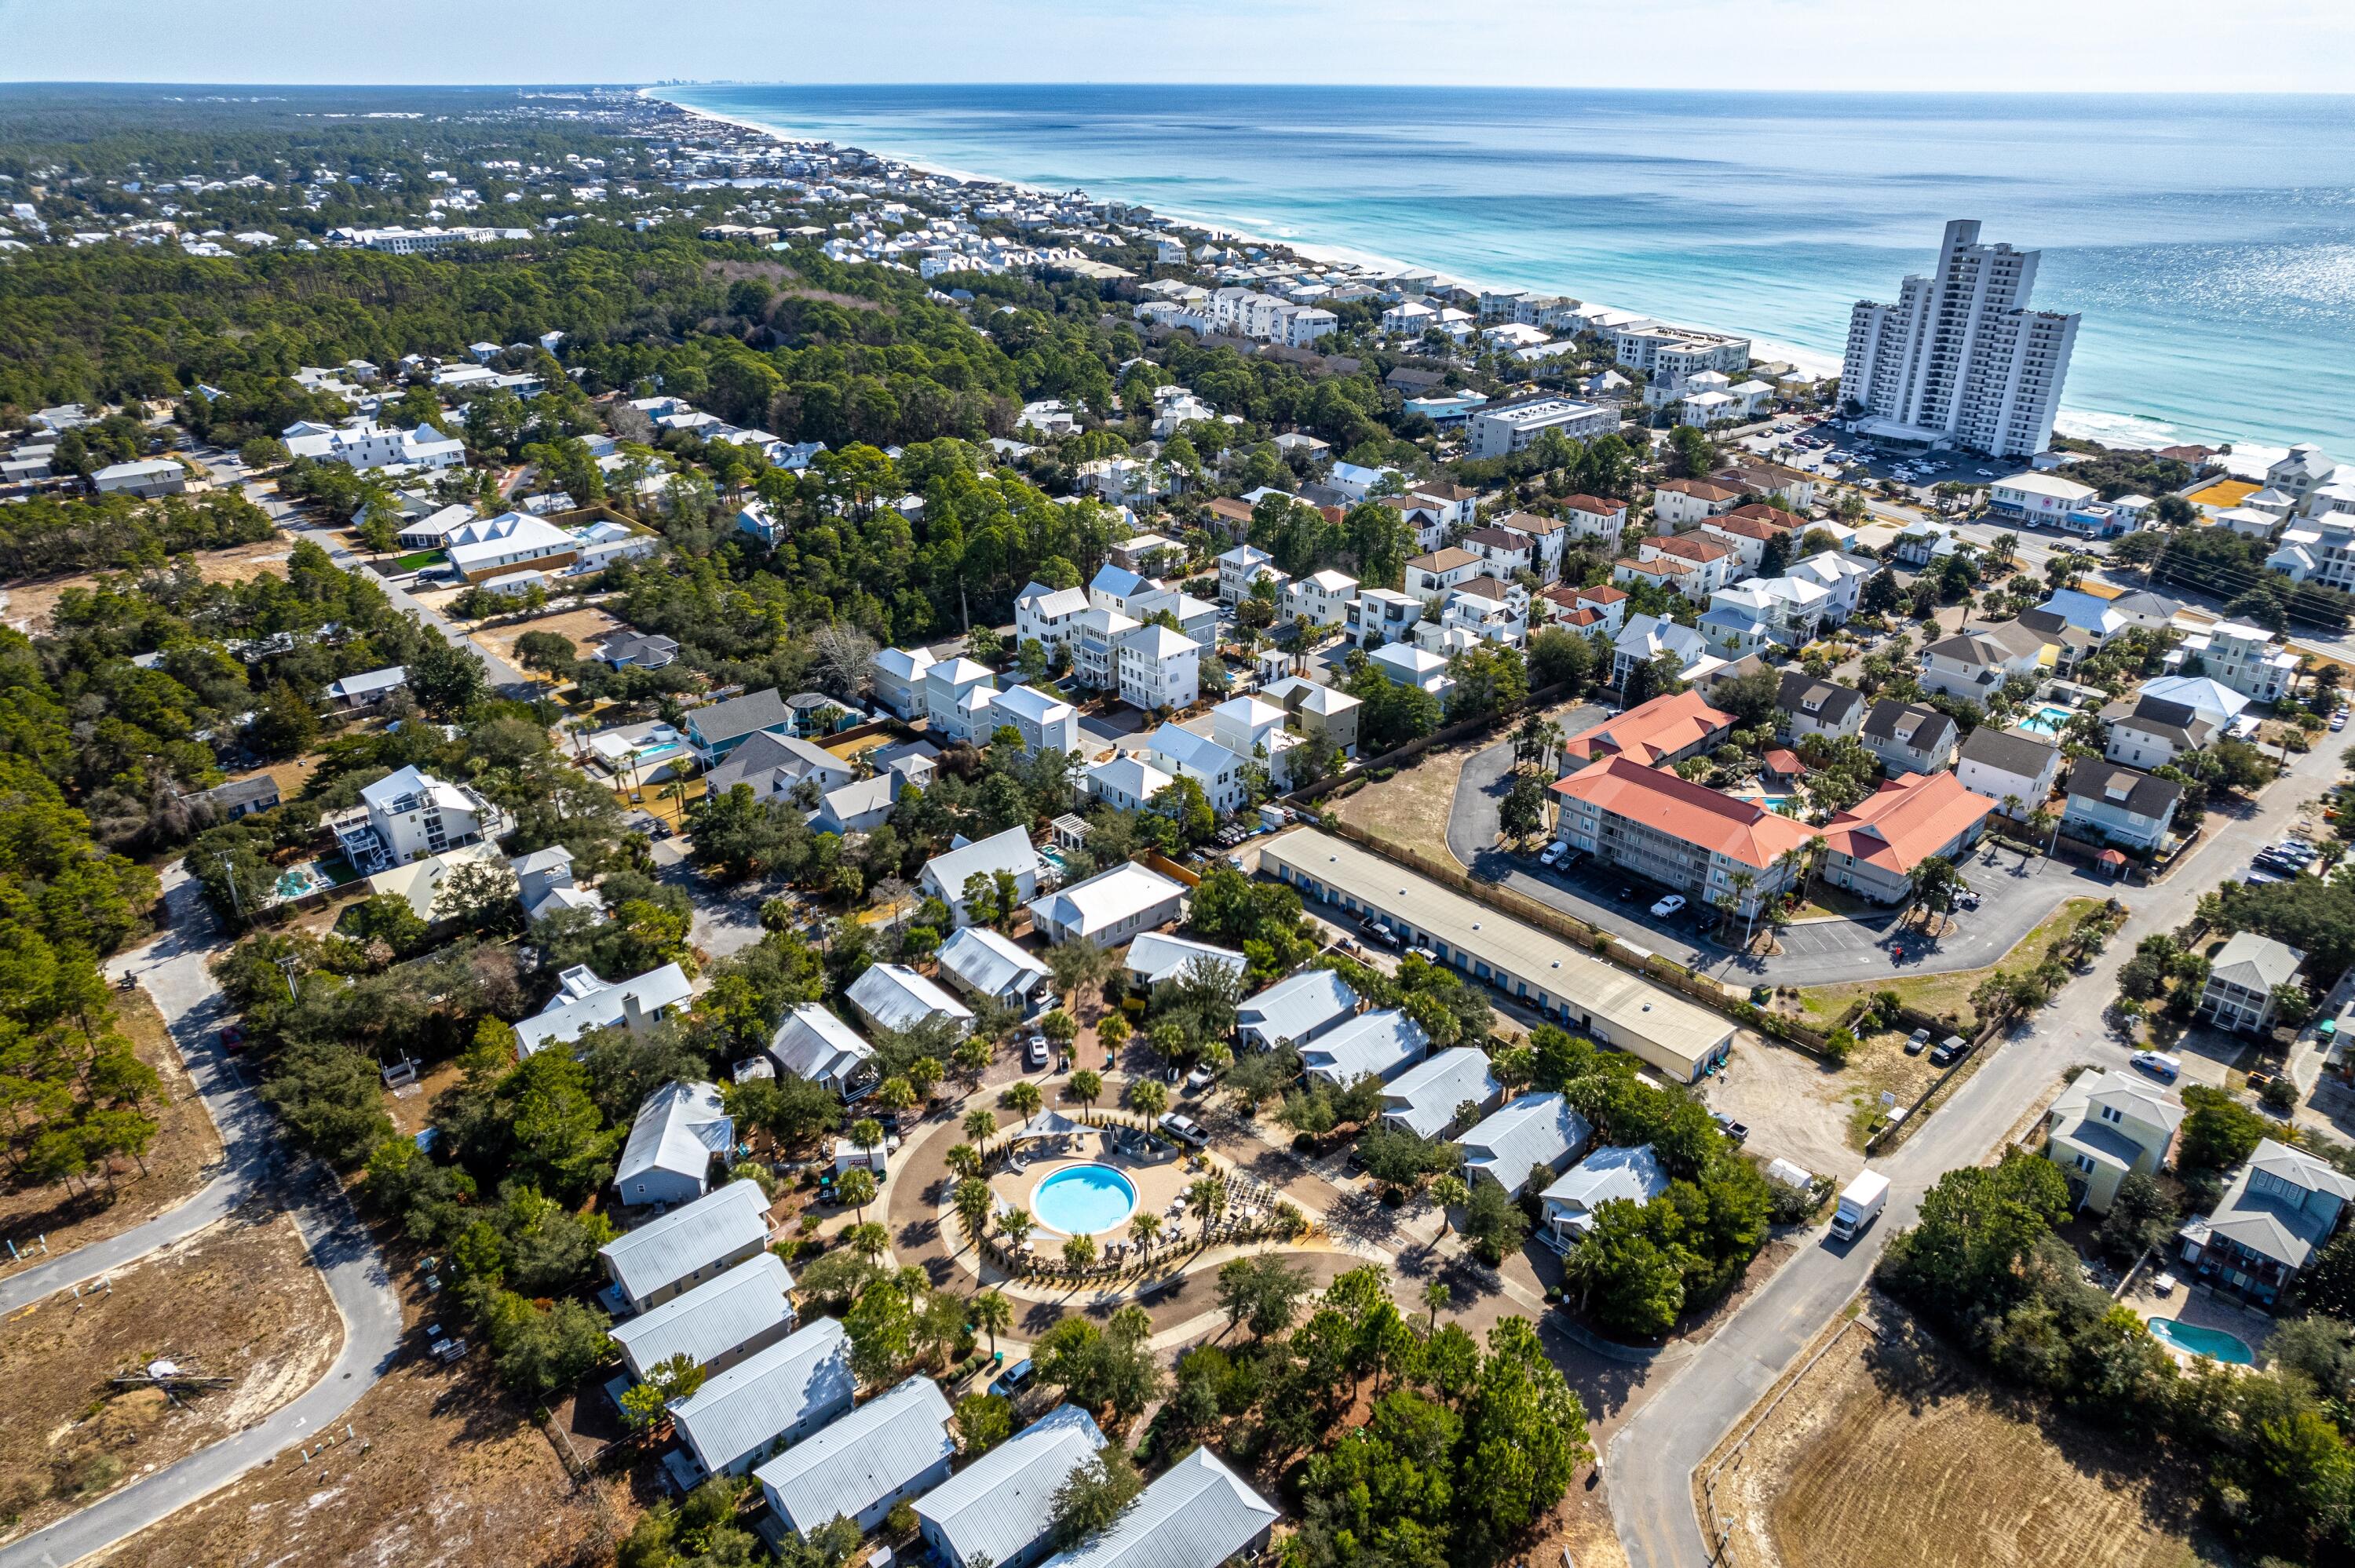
[2043,1070,2183,1213]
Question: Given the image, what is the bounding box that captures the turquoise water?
[2147,1317,2255,1365]
[2016,704,2076,737]
[1033,1164,1137,1234]
[659,85,2355,454]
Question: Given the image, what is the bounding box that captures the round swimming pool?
[2147,1317,2255,1365]
[1032,1164,1139,1236]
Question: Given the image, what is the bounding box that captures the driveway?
[0,870,405,1568]
[1607,721,2347,1568]
[1447,723,2096,987]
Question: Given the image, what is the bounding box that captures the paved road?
[0,870,406,1568]
[239,480,531,694]
[1444,720,2096,987]
[1608,735,2342,1568]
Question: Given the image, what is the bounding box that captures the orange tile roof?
[1725,501,1804,531]
[1821,771,1995,877]
[1577,585,1628,604]
[1559,689,1735,768]
[1552,754,1815,871]
[1563,494,1627,516]
[1704,514,1784,542]
[1646,534,1735,563]
[1656,479,1740,502]
[1617,556,1692,578]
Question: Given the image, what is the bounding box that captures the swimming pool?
[2147,1317,2255,1365]
[2014,703,2077,738]
[1032,1164,1138,1235]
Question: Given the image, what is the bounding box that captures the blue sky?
[5,0,2352,93]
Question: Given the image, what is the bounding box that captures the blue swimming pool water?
[2015,704,2076,738]
[2147,1318,2255,1365]
[1033,1165,1138,1235]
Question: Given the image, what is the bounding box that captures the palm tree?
[962,1107,997,1153]
[970,1289,1013,1355]
[1535,717,1565,775]
[946,1142,983,1182]
[1067,1069,1103,1116]
[952,1177,993,1244]
[846,1220,890,1262]
[876,1078,917,1120]
[1000,1081,1043,1121]
[1187,1176,1228,1238]
[1130,1212,1164,1253]
[1127,1078,1169,1128]
[1423,1276,1451,1331]
[1731,869,1759,945]
[1427,1174,1468,1236]
[851,1117,885,1167]
[835,1166,878,1223]
[1062,1234,1099,1271]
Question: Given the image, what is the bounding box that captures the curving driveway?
[1606,729,2346,1566]
[0,870,404,1568]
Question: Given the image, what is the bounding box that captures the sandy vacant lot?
[468,603,624,674]
[1330,746,1473,865]
[0,1210,338,1544]
[1708,1312,2202,1568]
[0,540,294,633]
[0,990,225,1266]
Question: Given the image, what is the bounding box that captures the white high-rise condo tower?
[1840,219,2079,461]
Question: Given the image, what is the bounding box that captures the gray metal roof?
[692,687,796,746]
[938,925,1051,1001]
[671,1316,855,1478]
[615,1080,732,1191]
[599,1180,771,1305]
[847,963,974,1035]
[1236,968,1359,1048]
[755,1375,955,1531]
[1957,724,2057,779]
[1035,1446,1277,1568]
[1378,1047,1498,1139]
[611,1252,794,1376]
[915,1405,1105,1568]
[1302,1008,1428,1087]
[767,1004,877,1085]
[1460,1092,1593,1195]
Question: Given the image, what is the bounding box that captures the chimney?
[623,990,648,1034]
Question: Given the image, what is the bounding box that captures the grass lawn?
[1796,896,2104,1031]
[392,549,444,571]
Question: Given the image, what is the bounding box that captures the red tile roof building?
[1550,755,1814,916]
[1818,771,1996,904]
[1560,690,1735,768]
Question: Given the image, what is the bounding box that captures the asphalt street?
[0,870,405,1568]
[1608,732,2343,1568]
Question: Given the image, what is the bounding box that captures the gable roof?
[1542,1143,1669,1223]
[616,1080,732,1190]
[1124,931,1247,987]
[670,1316,854,1478]
[1461,1092,1592,1195]
[1035,1446,1277,1568]
[1236,968,1359,1047]
[846,963,974,1034]
[922,826,1045,900]
[937,924,1051,999]
[515,962,692,1058]
[610,1252,794,1374]
[1552,756,1814,871]
[1775,672,1864,727]
[754,1375,955,1529]
[691,687,796,746]
[915,1405,1108,1568]
[1561,689,1735,767]
[1957,724,2061,779]
[767,1004,877,1085]
[1302,1008,1429,1085]
[1821,771,1996,877]
[1380,1047,1499,1139]
[1028,861,1186,939]
[2065,760,2184,819]
[599,1180,771,1306]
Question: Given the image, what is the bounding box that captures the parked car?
[1695,907,1724,936]
[1904,1027,1931,1056]
[988,1358,1035,1398]
[1613,885,1638,903]
[1651,893,1687,919]
[1539,841,1568,868]
[218,1023,247,1055]
[1711,1111,1751,1146]
[1929,1034,1970,1067]
[2130,1050,2182,1083]
[1159,1111,1210,1148]
[1361,920,1401,948]
[1408,946,1441,965]
[1184,1063,1219,1093]
[1024,1035,1050,1070]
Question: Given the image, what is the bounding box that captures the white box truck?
[1829,1170,1889,1242]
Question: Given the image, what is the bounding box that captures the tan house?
[2043,1070,2183,1213]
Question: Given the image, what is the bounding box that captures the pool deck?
[2123,1274,2276,1365]
[988,1147,1197,1243]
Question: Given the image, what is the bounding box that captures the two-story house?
[2043,1070,2184,1214]
[1816,771,1995,905]
[1345,587,1423,648]
[1561,494,1630,546]
[2062,760,2183,855]
[1283,569,1359,629]
[1492,510,1569,578]
[1013,582,1092,650]
[1649,478,1740,528]
[2178,1138,2354,1306]
[1954,727,2062,819]
[1918,622,2052,702]
[1459,527,1535,580]
[2199,932,2305,1034]
[1638,533,1739,599]
[1404,548,1484,600]
[1774,673,1865,745]
[1860,700,1959,776]
[988,684,1083,759]
[2100,694,2217,773]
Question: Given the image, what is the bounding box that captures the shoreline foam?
[649,87,2211,454]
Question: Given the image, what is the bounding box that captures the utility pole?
[275,956,301,1003]
[214,852,248,925]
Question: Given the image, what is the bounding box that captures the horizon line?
[5,78,2355,100]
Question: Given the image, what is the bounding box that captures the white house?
[1033,1448,1277,1568]
[845,963,975,1038]
[1146,723,1257,816]
[754,1375,956,1535]
[919,826,1045,926]
[669,1317,855,1482]
[614,1081,733,1208]
[514,962,693,1059]
[937,924,1053,1010]
[1539,1143,1670,1251]
[1283,568,1359,628]
[765,1005,879,1099]
[1235,968,1360,1052]
[1301,1008,1429,1088]
[917,1404,1108,1568]
[1084,753,1178,814]
[1365,644,1455,701]
[1378,1047,1500,1140]
[1459,1093,1593,1197]
[1118,623,1201,713]
[341,764,502,870]
[1027,861,1187,948]
[1014,581,1092,648]
[1954,727,2062,819]
[1989,472,2099,523]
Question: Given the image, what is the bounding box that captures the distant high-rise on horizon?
[1839,219,2079,461]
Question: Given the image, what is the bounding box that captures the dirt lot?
[468,603,624,675]
[0,991,225,1266]
[0,1209,338,1543]
[0,539,294,633]
[1330,746,1475,864]
[1707,1311,2204,1568]
[89,1248,620,1568]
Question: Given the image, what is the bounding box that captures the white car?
[1539,841,1568,867]
[1158,1111,1210,1148]
[2130,1050,2182,1084]
[1650,894,1687,919]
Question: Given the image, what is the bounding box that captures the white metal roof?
[615,1080,732,1192]
[1302,1007,1428,1087]
[1028,861,1185,940]
[921,826,1044,901]
[1378,1046,1499,1139]
[915,1405,1106,1568]
[1123,931,1246,987]
[937,924,1050,1001]
[1460,1092,1592,1195]
[1235,968,1358,1048]
[755,1375,955,1530]
[767,1004,876,1085]
[846,963,974,1035]
[514,961,691,1058]
[1035,1446,1277,1568]
[671,1316,854,1478]
[610,1252,794,1377]
[599,1180,770,1307]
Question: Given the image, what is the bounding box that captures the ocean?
[658,84,2355,458]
